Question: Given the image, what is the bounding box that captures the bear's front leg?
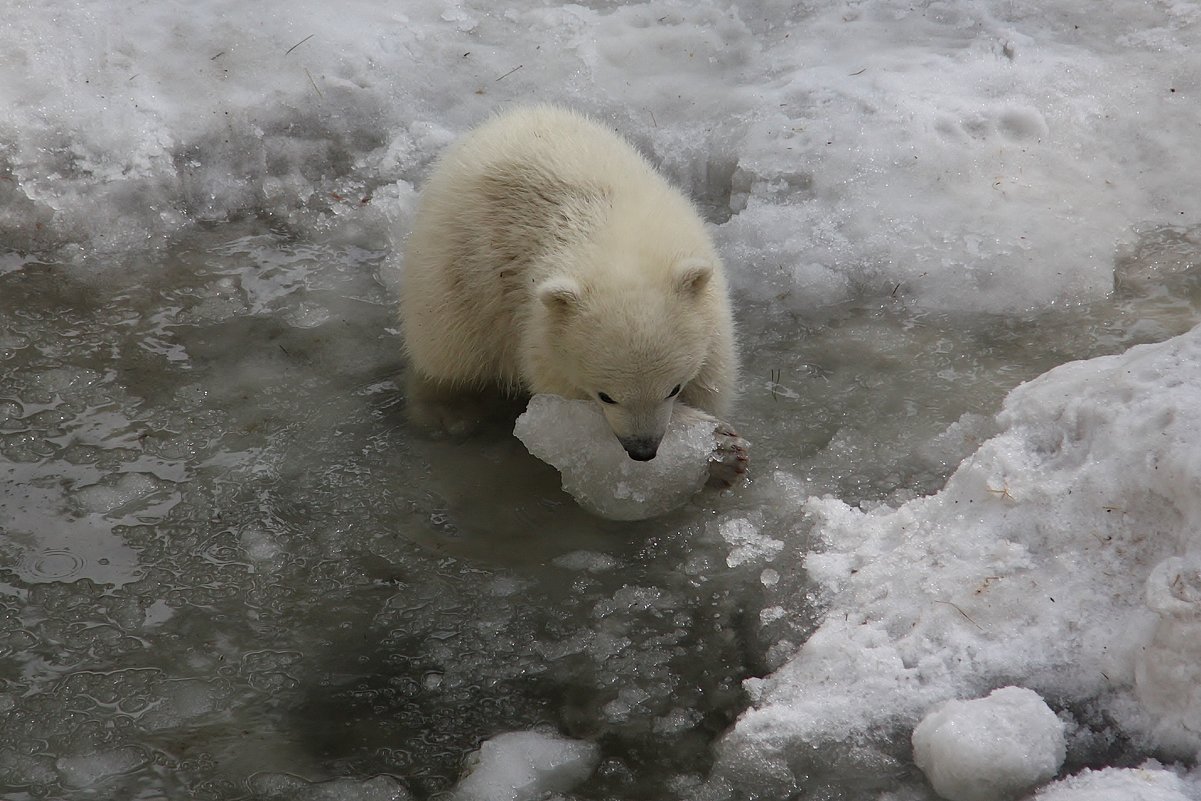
[673,405,750,489]
[405,370,524,436]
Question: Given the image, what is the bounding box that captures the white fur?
[399,105,737,459]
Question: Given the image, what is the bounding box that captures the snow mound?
[912,686,1065,801]
[514,394,713,520]
[712,324,1201,793]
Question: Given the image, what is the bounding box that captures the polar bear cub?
[400,105,745,484]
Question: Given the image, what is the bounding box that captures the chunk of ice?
[71,471,175,516]
[720,517,783,567]
[514,394,712,520]
[248,773,412,801]
[912,687,1065,801]
[452,729,599,801]
[551,550,620,572]
[138,679,219,730]
[56,746,149,788]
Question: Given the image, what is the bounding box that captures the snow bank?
[3,0,1199,314]
[713,323,1201,794]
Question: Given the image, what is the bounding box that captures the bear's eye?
[666,384,682,399]
[597,392,617,405]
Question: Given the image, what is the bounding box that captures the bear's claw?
[707,421,749,489]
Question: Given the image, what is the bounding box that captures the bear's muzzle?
[619,436,660,461]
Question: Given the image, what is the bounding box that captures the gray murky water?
[1,223,1198,800]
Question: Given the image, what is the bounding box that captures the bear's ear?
[537,277,582,314]
[674,258,713,296]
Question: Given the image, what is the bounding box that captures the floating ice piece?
[0,749,56,787]
[514,394,713,520]
[551,550,620,572]
[451,729,599,801]
[720,517,783,567]
[912,686,1065,801]
[56,746,149,788]
[72,471,177,516]
[138,679,219,730]
[248,773,412,801]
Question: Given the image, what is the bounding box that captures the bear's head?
[534,258,717,461]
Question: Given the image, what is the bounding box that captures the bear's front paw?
[707,421,749,489]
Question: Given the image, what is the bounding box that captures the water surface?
[0,223,1198,799]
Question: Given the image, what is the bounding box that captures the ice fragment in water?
[71,471,175,516]
[551,550,620,572]
[56,746,150,788]
[912,686,1065,801]
[452,729,599,801]
[514,394,712,520]
[249,773,413,801]
[720,517,784,567]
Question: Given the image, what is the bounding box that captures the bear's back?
[445,105,658,194]
[400,105,728,393]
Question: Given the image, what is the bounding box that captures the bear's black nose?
[620,437,659,462]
